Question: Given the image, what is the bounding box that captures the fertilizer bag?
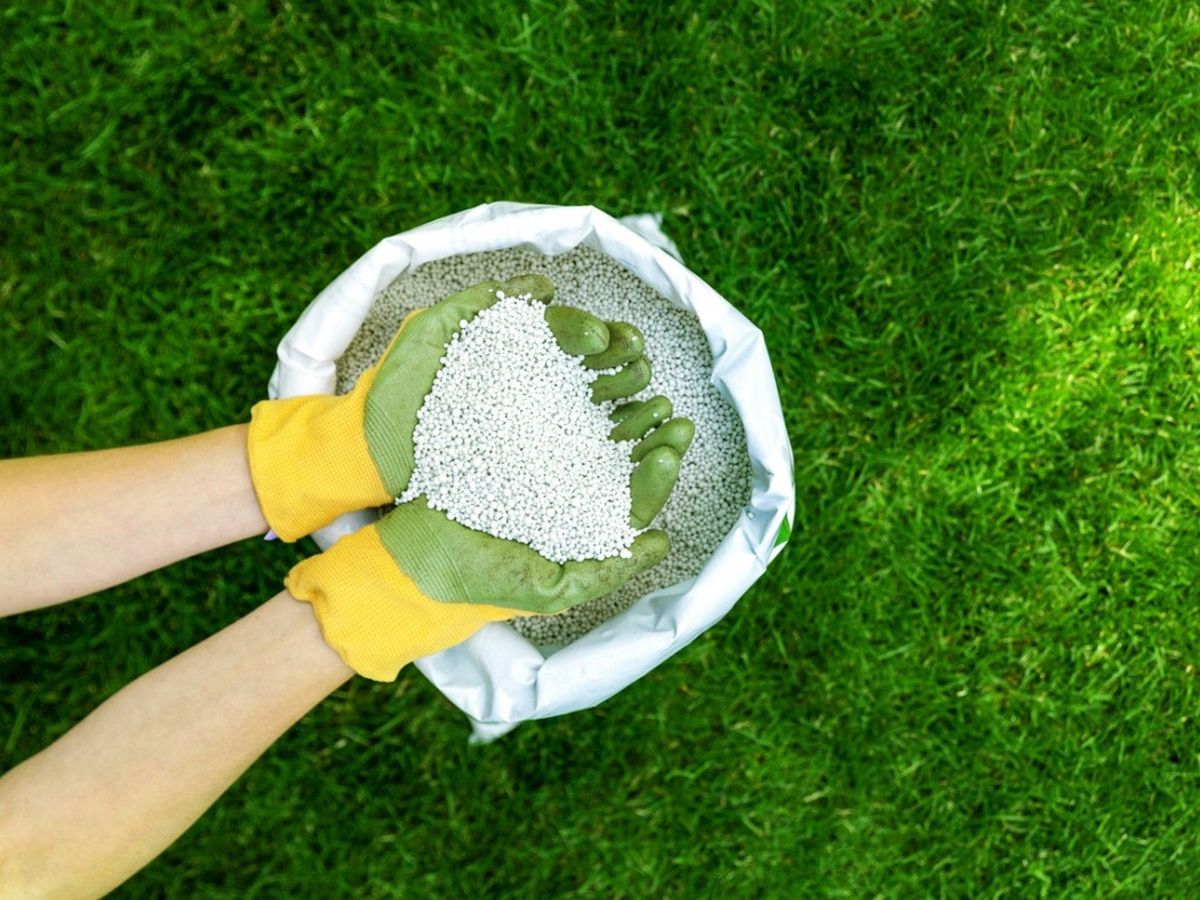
[266,202,794,741]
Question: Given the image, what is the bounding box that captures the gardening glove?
[247,274,658,541]
[285,370,695,681]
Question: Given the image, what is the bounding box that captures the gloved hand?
[247,274,663,541]
[279,275,696,680]
[285,495,675,681]
[286,418,692,679]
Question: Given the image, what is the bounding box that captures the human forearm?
[0,590,352,898]
[0,425,268,615]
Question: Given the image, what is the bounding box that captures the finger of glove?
[629,446,681,528]
[376,279,500,377]
[610,400,646,423]
[416,274,556,352]
[489,528,671,615]
[592,356,652,402]
[434,273,555,330]
[502,274,556,303]
[374,274,555,389]
[582,321,645,370]
[610,395,671,442]
[630,416,695,462]
[544,306,609,355]
[538,529,671,613]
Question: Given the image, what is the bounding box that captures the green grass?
[6,0,1200,895]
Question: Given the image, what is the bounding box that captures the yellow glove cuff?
[246,365,390,542]
[248,309,427,542]
[284,524,516,682]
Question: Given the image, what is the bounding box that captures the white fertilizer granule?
[337,246,752,649]
[396,290,641,564]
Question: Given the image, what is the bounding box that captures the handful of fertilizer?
[340,249,749,646]
[394,285,691,564]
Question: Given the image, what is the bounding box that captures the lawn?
[5,0,1200,895]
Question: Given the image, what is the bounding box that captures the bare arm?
[0,425,269,615]
[0,590,353,898]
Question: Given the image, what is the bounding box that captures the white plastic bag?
[267,202,794,741]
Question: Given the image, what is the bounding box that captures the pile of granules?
[337,245,752,649]
[396,289,640,564]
